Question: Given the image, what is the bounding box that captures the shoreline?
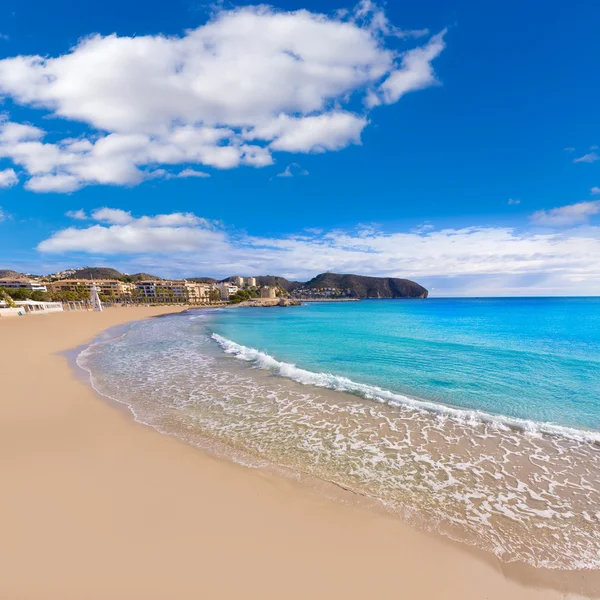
[1,307,599,599]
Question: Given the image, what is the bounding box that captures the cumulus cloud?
[531,201,600,227]
[0,167,18,187]
[38,209,222,253]
[573,152,599,164]
[35,208,600,295]
[591,186,600,195]
[0,3,445,193]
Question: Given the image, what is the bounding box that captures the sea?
[76,298,600,570]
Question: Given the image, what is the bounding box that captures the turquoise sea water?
[210,298,600,433]
[78,299,600,569]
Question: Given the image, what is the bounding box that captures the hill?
[254,276,302,291]
[303,273,428,299]
[0,269,24,278]
[188,277,219,284]
[65,268,162,282]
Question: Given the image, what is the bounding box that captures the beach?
[1,307,599,600]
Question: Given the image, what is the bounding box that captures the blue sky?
[0,0,599,295]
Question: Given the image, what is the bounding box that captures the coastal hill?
[63,268,162,282]
[302,273,428,299]
[222,273,427,298]
[253,276,300,291]
[0,269,23,278]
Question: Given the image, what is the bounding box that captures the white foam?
[211,333,600,444]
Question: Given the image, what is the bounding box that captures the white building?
[0,299,63,316]
[230,276,245,287]
[136,281,158,299]
[246,277,257,287]
[217,282,239,300]
[0,278,47,293]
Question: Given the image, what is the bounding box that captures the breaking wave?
[211,333,600,445]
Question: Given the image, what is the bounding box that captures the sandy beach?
[1,307,598,600]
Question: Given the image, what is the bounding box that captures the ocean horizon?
[77,298,600,570]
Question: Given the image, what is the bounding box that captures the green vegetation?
[0,287,50,302]
[229,289,259,304]
[0,288,18,308]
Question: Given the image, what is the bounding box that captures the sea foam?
[211,333,600,444]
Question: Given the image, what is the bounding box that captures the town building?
[135,281,216,303]
[230,276,245,287]
[0,278,48,293]
[216,282,239,300]
[46,279,134,298]
[246,277,257,287]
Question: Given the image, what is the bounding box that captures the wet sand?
[1,307,599,599]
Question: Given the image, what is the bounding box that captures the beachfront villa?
[0,278,48,292]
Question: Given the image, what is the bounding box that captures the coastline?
[1,308,599,599]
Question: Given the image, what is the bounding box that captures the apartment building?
[0,278,48,293]
[216,282,239,300]
[135,281,215,303]
[46,279,135,298]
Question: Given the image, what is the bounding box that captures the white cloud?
[0,167,18,187]
[591,186,600,195]
[564,147,575,152]
[531,201,600,227]
[0,3,446,193]
[25,173,81,193]
[248,112,368,153]
[0,121,44,143]
[507,198,520,205]
[275,162,309,177]
[573,152,599,164]
[91,207,134,225]
[177,168,210,178]
[0,206,7,221]
[66,209,88,220]
[36,208,600,296]
[38,210,224,254]
[374,30,446,106]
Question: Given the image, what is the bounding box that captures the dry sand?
[1,307,599,600]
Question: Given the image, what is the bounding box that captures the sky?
[0,0,599,296]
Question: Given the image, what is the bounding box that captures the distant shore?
[1,307,598,599]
